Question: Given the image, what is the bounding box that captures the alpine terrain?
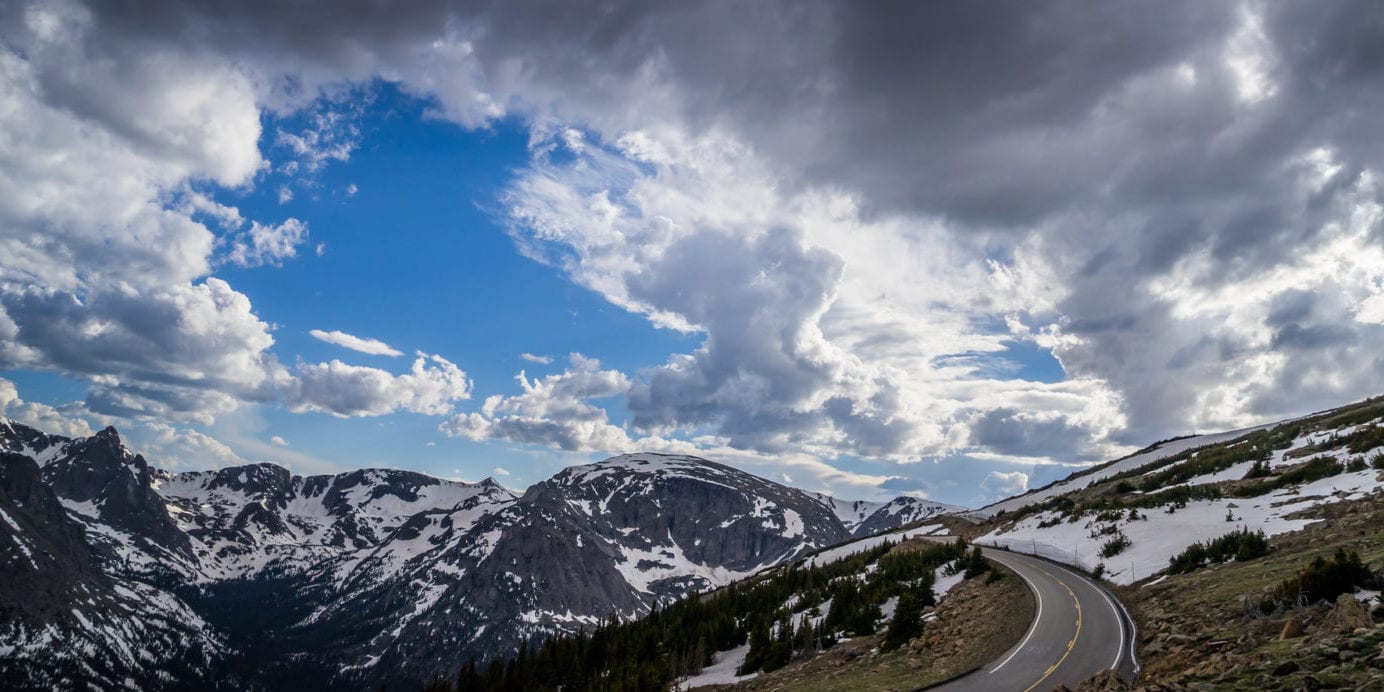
[0,419,953,690]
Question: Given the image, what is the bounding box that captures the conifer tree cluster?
[428,538,976,691]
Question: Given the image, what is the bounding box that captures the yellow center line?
[1023,566,1083,692]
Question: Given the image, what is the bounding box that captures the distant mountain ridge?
[0,419,956,689]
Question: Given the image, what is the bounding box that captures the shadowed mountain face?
[0,421,951,689]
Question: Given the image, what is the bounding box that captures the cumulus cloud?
[981,471,1030,499]
[0,377,93,438]
[0,6,289,423]
[286,354,471,417]
[274,107,360,174]
[124,421,253,470]
[501,131,1130,467]
[223,218,310,268]
[309,329,404,357]
[270,434,288,446]
[442,354,630,451]
[0,376,260,471]
[519,352,553,365]
[491,466,510,476]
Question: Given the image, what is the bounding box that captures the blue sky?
[4,2,1383,507]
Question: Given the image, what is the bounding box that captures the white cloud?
[502,130,1130,465]
[441,353,631,452]
[981,471,1030,499]
[275,108,360,173]
[309,329,404,357]
[125,421,253,471]
[270,434,288,446]
[520,352,553,365]
[223,218,310,268]
[5,0,1384,504]
[287,354,472,417]
[0,377,93,438]
[492,466,510,476]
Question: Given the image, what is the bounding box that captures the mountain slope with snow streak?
[975,396,1384,586]
[0,425,952,688]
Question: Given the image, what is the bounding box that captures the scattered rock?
[1075,668,1130,691]
[1273,660,1300,676]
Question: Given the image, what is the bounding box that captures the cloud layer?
[4,0,1384,502]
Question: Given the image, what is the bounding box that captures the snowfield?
[979,424,1274,518]
[978,416,1384,585]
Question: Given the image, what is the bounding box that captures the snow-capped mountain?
[810,491,963,537]
[0,424,949,689]
[0,451,225,690]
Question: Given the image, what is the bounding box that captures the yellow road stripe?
[1023,566,1082,692]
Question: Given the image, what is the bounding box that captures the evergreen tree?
[882,591,924,651]
[738,620,771,675]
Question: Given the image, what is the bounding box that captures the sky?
[2,1,1383,508]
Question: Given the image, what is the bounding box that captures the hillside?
[971,396,1384,584]
[951,395,1384,688]
[422,534,1027,692]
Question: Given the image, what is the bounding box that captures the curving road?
[927,544,1139,692]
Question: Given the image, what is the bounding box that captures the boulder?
[1322,593,1373,634]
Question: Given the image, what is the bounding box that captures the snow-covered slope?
[976,398,1384,585]
[978,425,1274,519]
[158,463,515,581]
[849,496,964,537]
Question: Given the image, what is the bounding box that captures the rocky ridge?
[0,421,950,689]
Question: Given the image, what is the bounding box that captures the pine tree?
[738,620,771,675]
[882,591,924,651]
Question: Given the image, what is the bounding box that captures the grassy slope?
[1128,492,1384,689]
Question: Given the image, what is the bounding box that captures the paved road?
[930,546,1138,692]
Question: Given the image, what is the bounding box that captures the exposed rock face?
[0,452,108,621]
[42,427,194,566]
[0,453,224,690]
[0,422,951,689]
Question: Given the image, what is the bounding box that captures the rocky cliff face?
[0,452,224,690]
[0,421,957,689]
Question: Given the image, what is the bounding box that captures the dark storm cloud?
[969,408,1106,461]
[9,0,1384,469]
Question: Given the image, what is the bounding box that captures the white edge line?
[1094,582,1126,670]
[1098,583,1141,673]
[987,551,1044,674]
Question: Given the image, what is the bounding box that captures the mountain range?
[0,418,958,690]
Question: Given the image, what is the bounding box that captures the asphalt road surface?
[930,545,1139,692]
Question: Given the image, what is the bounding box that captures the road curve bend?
[930,546,1139,692]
